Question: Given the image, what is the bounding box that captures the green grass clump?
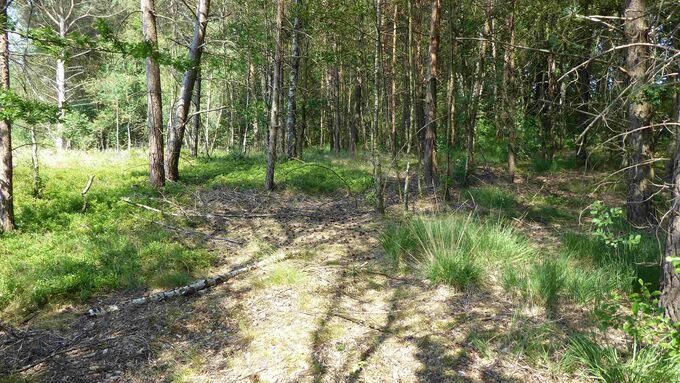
[530,259,565,314]
[563,335,680,383]
[259,265,308,287]
[465,186,516,211]
[380,214,535,289]
[560,229,661,292]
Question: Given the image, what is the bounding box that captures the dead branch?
[87,252,287,317]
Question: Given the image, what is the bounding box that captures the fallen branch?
[87,252,287,317]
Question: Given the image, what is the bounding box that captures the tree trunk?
[141,0,165,188]
[351,77,361,155]
[332,55,341,154]
[624,0,654,225]
[407,0,415,155]
[30,127,42,198]
[503,0,517,182]
[54,57,67,150]
[373,0,385,214]
[115,101,120,151]
[190,70,202,158]
[422,0,441,190]
[285,0,302,158]
[265,0,284,191]
[661,74,680,321]
[165,0,211,181]
[127,123,132,151]
[465,1,491,179]
[0,0,14,232]
[390,4,398,156]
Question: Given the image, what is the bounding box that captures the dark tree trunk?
[351,78,362,155]
[372,0,385,214]
[165,0,211,181]
[624,0,654,225]
[0,0,14,232]
[661,84,680,321]
[422,0,441,190]
[265,0,284,191]
[285,0,302,158]
[465,1,491,178]
[503,0,517,182]
[141,0,165,188]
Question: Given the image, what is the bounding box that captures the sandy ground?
[0,168,604,382]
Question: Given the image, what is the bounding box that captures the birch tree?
[165,0,211,181]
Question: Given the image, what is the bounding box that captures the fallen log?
[87,252,287,317]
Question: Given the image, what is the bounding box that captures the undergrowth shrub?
[564,281,680,382]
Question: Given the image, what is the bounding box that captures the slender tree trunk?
[141,0,165,187]
[422,0,441,190]
[373,0,385,214]
[30,127,42,198]
[351,77,361,155]
[127,123,132,151]
[661,75,680,321]
[55,56,67,150]
[265,0,284,191]
[0,0,13,232]
[503,0,517,182]
[115,101,120,151]
[407,0,415,155]
[285,0,302,158]
[332,54,341,154]
[390,4,398,156]
[576,0,593,165]
[203,77,212,157]
[624,0,654,225]
[190,70,202,158]
[465,1,491,179]
[165,0,211,181]
[243,60,255,154]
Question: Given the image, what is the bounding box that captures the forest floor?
[0,150,652,382]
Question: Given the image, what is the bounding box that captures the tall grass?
[564,335,680,383]
[381,215,535,289]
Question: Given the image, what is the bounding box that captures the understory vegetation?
[0,150,372,317]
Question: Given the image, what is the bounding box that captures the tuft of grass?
[499,313,561,365]
[380,214,535,289]
[530,259,565,314]
[260,265,308,287]
[560,229,661,293]
[464,186,516,211]
[563,335,680,383]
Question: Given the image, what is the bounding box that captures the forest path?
[2,182,574,382]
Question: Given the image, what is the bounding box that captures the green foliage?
[0,90,59,124]
[0,152,217,317]
[566,281,680,383]
[589,201,641,249]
